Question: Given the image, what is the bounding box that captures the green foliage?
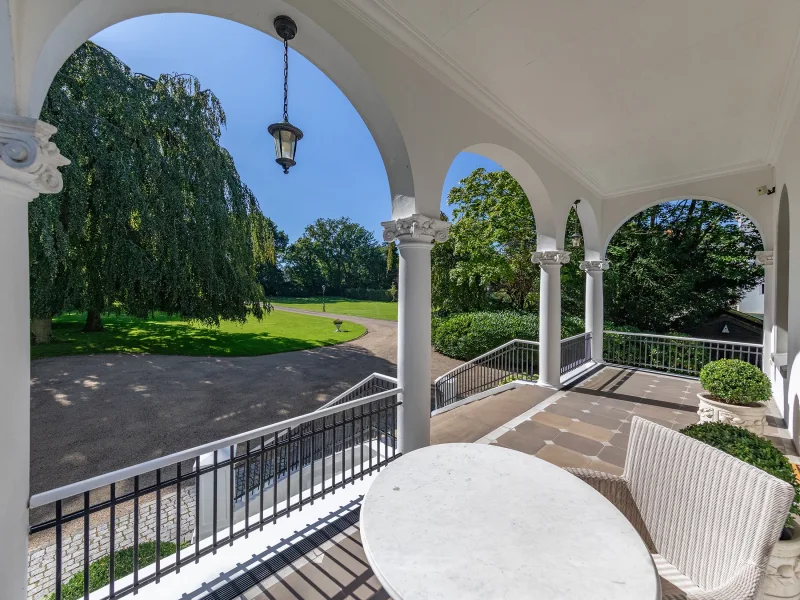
[31,42,271,328]
[431,310,583,361]
[602,329,713,375]
[31,311,365,359]
[699,359,772,405]
[681,422,800,526]
[605,200,763,332]
[283,218,396,296]
[45,541,179,600]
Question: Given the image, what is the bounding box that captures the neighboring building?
[737,281,765,317]
[685,309,763,344]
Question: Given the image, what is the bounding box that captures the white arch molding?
[449,143,560,249]
[601,195,768,256]
[21,0,415,214]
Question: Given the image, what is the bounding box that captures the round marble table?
[360,443,659,600]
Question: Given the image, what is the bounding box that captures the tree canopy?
[29,42,272,338]
[434,168,763,333]
[282,217,396,296]
[605,200,763,332]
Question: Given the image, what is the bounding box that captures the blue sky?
[92,14,499,242]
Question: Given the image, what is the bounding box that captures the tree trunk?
[83,310,104,332]
[31,317,52,345]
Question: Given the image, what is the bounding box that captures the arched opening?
[26,15,409,598]
[603,198,765,339]
[776,185,790,356]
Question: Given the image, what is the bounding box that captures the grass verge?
[272,296,397,321]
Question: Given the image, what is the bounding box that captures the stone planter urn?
[333,320,343,332]
[761,519,800,599]
[697,393,767,436]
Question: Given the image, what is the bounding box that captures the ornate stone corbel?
[381,214,450,244]
[579,259,611,272]
[755,250,774,267]
[0,115,70,196]
[531,250,571,267]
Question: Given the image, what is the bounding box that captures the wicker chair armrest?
[565,468,656,552]
[682,563,765,600]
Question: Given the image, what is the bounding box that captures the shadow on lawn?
[33,314,361,359]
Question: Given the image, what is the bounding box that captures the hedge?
[431,311,584,361]
[46,541,180,600]
[682,422,800,528]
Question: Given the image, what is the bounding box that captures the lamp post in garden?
[322,284,326,312]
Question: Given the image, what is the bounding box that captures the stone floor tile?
[531,411,574,430]
[598,445,627,468]
[545,403,586,420]
[588,405,631,420]
[430,414,492,445]
[514,419,562,440]
[552,431,604,457]
[535,444,592,469]
[587,458,624,476]
[580,412,624,431]
[566,420,615,443]
[492,430,547,455]
[609,432,630,450]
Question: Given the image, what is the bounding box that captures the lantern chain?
[283,38,289,122]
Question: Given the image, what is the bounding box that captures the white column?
[531,250,570,387]
[756,251,775,372]
[0,115,69,596]
[382,214,450,454]
[580,260,610,362]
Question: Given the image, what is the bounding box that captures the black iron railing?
[316,372,397,411]
[433,340,539,413]
[28,389,400,600]
[603,331,763,376]
[560,332,593,375]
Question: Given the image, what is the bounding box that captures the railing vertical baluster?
[351,407,356,482]
[194,458,200,562]
[55,500,62,600]
[331,414,336,494]
[83,491,89,600]
[245,440,250,530]
[110,483,116,596]
[273,432,278,520]
[176,463,181,573]
[156,468,161,582]
[260,435,266,525]
[212,450,218,551]
[133,475,139,588]
[286,433,291,515]
[229,445,234,545]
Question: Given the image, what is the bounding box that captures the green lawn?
[272,297,398,321]
[32,311,366,359]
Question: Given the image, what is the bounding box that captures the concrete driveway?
[30,308,461,494]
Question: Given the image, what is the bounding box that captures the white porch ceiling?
[347,0,800,196]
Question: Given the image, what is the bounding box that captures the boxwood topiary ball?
[699,358,771,405]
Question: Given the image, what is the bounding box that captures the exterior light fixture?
[268,16,303,174]
[570,232,582,248]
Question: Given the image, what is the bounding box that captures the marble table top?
[360,443,659,600]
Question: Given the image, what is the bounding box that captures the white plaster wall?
[773,107,800,445]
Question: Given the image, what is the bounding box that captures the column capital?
[755,250,774,266]
[579,259,611,273]
[531,250,570,267]
[381,214,450,244]
[0,115,70,198]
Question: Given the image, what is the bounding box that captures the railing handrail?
[29,386,402,510]
[561,332,590,344]
[603,330,763,348]
[316,372,398,411]
[434,339,539,384]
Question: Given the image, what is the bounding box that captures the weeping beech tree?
[29,42,272,342]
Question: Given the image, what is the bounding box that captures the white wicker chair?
[567,416,794,600]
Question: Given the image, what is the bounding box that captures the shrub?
[681,422,800,528]
[46,541,179,600]
[699,359,771,405]
[431,311,584,361]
